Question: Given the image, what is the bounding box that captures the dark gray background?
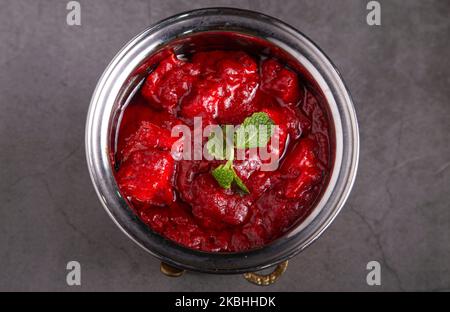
[0,0,449,291]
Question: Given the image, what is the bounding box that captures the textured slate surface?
[0,0,449,291]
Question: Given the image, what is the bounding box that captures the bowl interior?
[110,30,335,247]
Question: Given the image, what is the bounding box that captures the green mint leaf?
[232,168,250,194]
[235,112,274,149]
[211,160,234,189]
[211,160,250,194]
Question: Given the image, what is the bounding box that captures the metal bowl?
[85,8,359,277]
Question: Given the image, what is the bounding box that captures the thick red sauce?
[114,49,332,252]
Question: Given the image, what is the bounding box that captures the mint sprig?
[208,112,275,195]
[212,160,249,194]
[235,112,274,149]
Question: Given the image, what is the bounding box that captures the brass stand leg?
[243,261,288,286]
[160,262,185,277]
